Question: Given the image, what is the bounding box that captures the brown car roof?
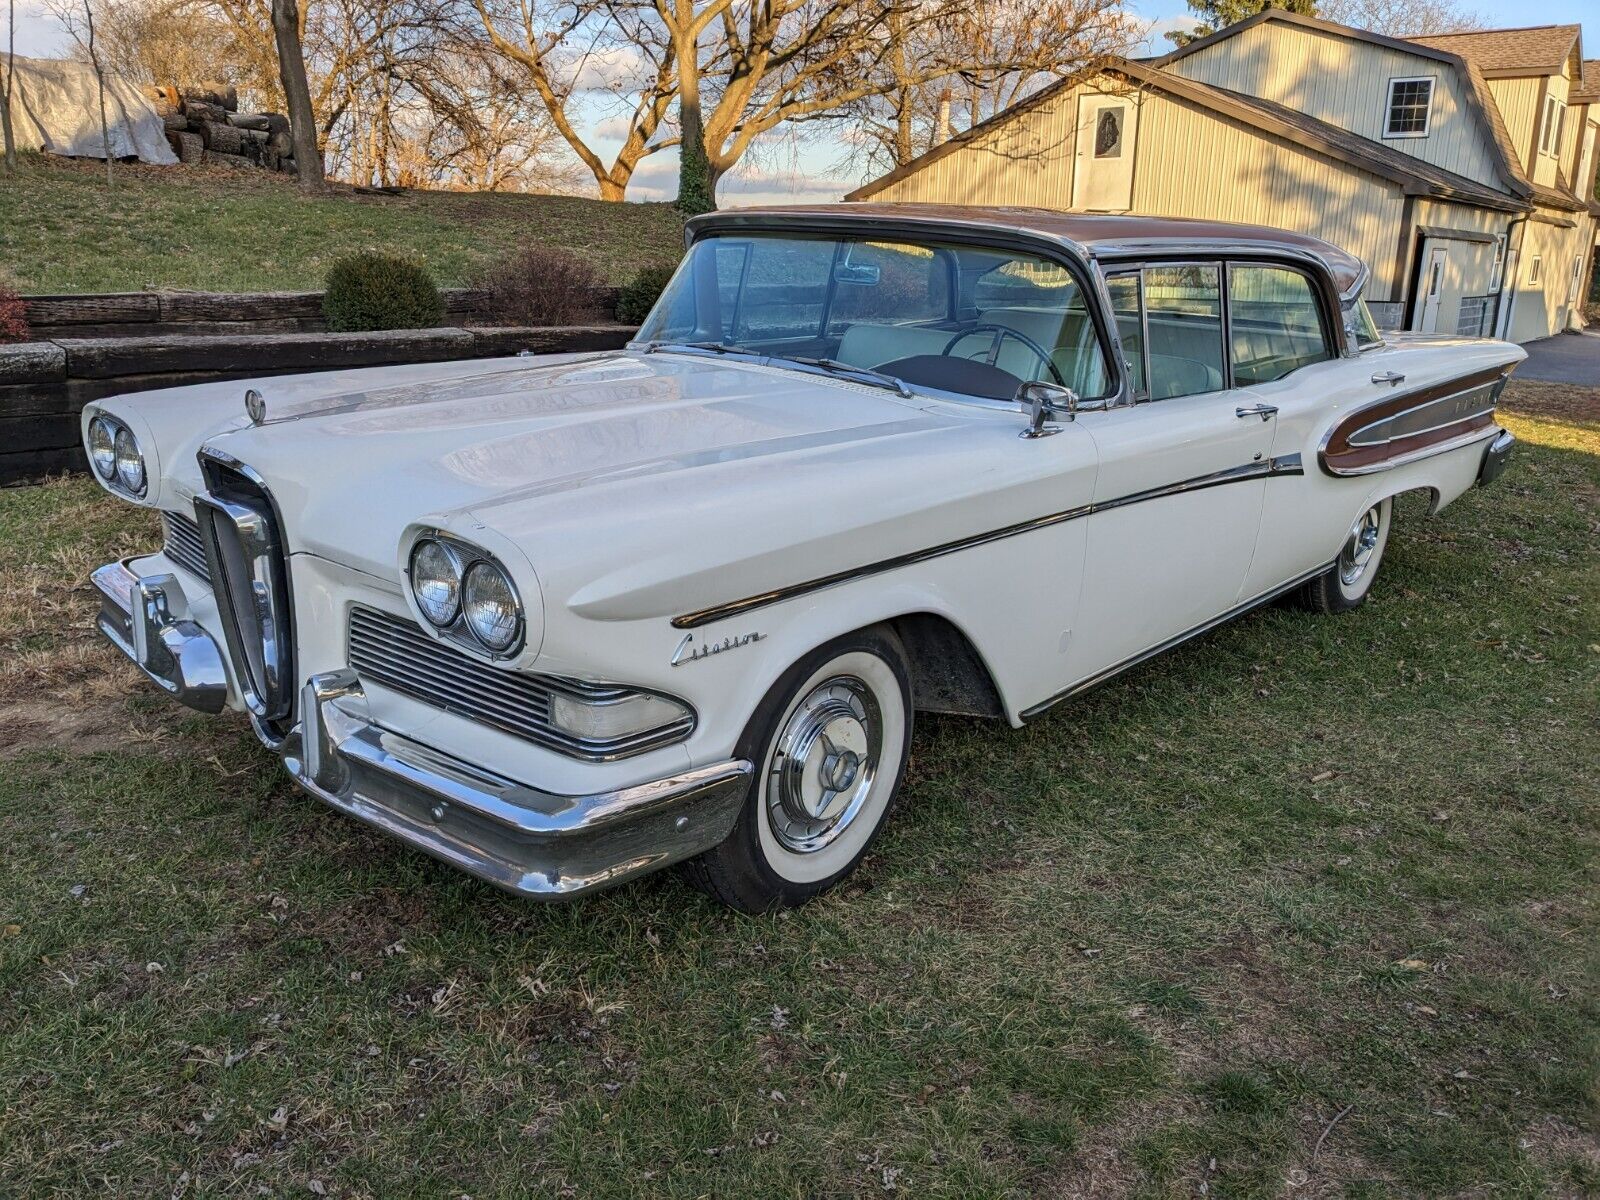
[688,203,1370,298]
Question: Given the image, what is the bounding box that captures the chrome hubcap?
[1340,505,1382,585]
[767,676,881,854]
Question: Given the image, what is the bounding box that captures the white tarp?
[7,55,179,165]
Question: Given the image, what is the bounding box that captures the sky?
[7,0,1598,204]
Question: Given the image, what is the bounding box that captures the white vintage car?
[84,204,1522,911]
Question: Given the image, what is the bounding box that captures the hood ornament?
[244,388,267,425]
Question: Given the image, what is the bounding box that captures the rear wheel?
[1298,497,1392,613]
[682,627,912,913]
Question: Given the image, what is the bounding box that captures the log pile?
[143,83,296,174]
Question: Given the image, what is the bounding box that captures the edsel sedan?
[84,204,1522,911]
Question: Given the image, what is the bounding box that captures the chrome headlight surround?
[86,412,147,499]
[406,533,526,659]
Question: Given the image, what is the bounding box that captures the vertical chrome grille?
[161,511,211,582]
[195,452,296,739]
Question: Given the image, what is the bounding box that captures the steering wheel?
[942,325,1065,386]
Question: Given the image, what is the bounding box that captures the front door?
[1064,264,1273,685]
[1418,245,1448,332]
[1072,95,1136,213]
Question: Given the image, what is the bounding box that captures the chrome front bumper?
[94,561,754,899]
[283,672,753,898]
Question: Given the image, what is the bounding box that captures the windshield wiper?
[786,356,915,398]
[638,339,745,356]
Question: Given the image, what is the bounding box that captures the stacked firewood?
[142,83,296,173]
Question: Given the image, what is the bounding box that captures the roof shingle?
[1409,26,1580,77]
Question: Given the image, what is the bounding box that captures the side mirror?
[1017,381,1078,439]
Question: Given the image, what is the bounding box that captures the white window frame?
[1384,76,1435,139]
[1540,96,1564,157]
[1528,255,1543,286]
[1489,233,1507,292]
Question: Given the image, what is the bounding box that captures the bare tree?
[469,0,678,200]
[2,0,17,173]
[49,0,116,186]
[821,0,1137,175]
[1318,0,1485,35]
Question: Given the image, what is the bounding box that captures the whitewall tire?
[682,627,912,912]
[1299,497,1392,613]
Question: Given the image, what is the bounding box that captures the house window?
[1094,107,1125,159]
[1528,255,1543,285]
[1489,234,1507,292]
[1539,96,1564,156]
[1385,77,1434,138]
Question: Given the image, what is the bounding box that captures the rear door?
[1064,263,1275,684]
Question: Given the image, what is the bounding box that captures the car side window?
[1104,272,1146,398]
[1142,265,1226,400]
[1228,264,1332,384]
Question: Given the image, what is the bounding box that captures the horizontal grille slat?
[346,606,692,761]
[162,511,211,583]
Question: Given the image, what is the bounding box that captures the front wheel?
[1298,497,1392,613]
[682,627,913,913]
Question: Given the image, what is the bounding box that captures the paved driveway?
[1518,331,1600,385]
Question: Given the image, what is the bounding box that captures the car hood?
[200,351,975,581]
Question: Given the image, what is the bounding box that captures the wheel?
[1297,497,1392,613]
[682,627,913,913]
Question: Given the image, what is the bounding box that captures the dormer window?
[1539,96,1564,156]
[1385,77,1434,138]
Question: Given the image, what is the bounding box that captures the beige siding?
[1508,214,1593,340]
[870,80,1408,295]
[1487,77,1541,173]
[1168,22,1502,190]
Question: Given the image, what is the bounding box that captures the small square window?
[1385,78,1434,138]
[1094,107,1125,159]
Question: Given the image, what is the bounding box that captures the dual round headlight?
[409,537,524,654]
[87,413,147,497]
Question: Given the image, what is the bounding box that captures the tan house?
[847,11,1599,344]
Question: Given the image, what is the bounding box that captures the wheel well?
[884,612,1005,719]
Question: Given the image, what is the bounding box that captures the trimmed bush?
[0,276,30,344]
[616,264,676,326]
[475,246,605,327]
[322,252,444,332]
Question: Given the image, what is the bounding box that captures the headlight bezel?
[406,533,526,660]
[85,411,148,499]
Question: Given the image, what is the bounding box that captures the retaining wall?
[0,323,635,485]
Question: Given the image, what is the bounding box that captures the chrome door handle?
[1371,370,1406,386]
[1235,403,1277,421]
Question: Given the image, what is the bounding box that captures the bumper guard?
[92,559,230,713]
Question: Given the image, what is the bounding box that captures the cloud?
[1129,16,1194,56]
[561,45,653,93]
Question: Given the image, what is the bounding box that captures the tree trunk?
[674,1,714,214]
[85,4,112,189]
[598,176,626,202]
[270,0,325,192]
[2,0,17,174]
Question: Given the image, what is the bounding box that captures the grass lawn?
[0,381,1596,1197]
[0,154,686,294]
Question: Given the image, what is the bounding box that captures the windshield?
[636,232,1114,402]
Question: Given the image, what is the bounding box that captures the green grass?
[0,382,1595,1196]
[0,154,686,293]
